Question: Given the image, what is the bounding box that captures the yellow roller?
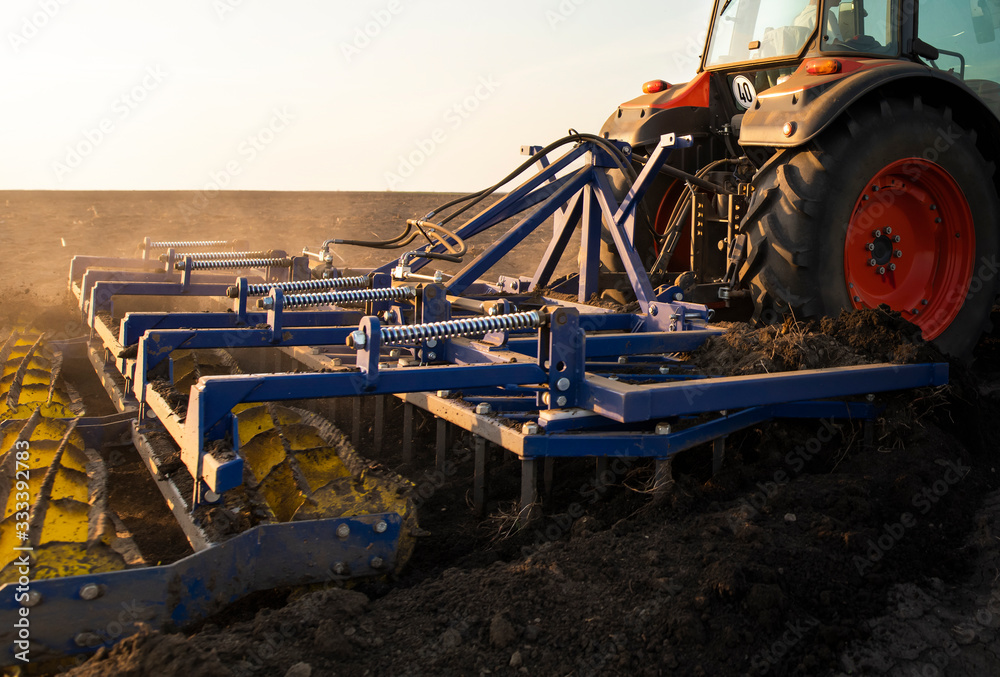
[0,329,140,583]
[234,403,418,566]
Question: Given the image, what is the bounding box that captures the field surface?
[2,191,1000,677]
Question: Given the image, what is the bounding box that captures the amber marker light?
[642,80,671,94]
[804,58,841,75]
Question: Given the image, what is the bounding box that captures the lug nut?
[374,520,388,534]
[873,229,881,238]
[884,227,892,235]
[475,402,491,415]
[866,243,875,251]
[877,266,886,274]
[895,250,903,258]
[889,263,896,271]
[336,524,351,539]
[869,259,877,266]
[894,235,901,242]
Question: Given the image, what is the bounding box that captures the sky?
[1,0,712,192]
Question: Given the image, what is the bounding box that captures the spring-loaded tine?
[379,310,543,345]
[262,286,415,310]
[226,276,371,298]
[174,257,291,271]
[160,251,271,263]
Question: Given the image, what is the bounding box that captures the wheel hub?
[843,158,975,340]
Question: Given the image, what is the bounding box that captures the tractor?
[600,0,1000,357]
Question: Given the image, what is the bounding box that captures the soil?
[3,191,1000,677]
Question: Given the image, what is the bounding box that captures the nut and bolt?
[346,330,367,350]
[873,230,881,238]
[389,349,401,359]
[868,259,877,267]
[336,524,351,539]
[648,305,658,316]
[655,422,672,435]
[895,250,903,258]
[370,556,384,570]
[884,227,892,235]
[522,422,540,435]
[425,352,437,361]
[877,266,886,275]
[79,584,102,601]
[555,395,568,407]
[75,633,101,648]
[866,243,875,251]
[259,297,275,310]
[893,235,901,242]
[617,356,628,365]
[889,263,896,271]
[332,562,347,576]
[475,402,492,415]
[556,377,571,391]
[436,390,450,398]
[374,520,388,534]
[20,590,42,608]
[659,366,670,374]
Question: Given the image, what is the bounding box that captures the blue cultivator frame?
[7,133,946,662]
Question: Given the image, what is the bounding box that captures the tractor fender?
[739,59,1000,159]
[600,72,712,155]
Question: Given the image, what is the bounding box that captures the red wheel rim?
[843,158,975,340]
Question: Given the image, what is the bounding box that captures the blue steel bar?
[584,363,949,423]
[120,310,363,346]
[0,515,400,662]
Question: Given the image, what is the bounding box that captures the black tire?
[739,96,1000,358]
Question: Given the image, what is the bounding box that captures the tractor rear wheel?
[740,97,999,357]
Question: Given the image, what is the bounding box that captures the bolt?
[204,490,220,503]
[659,366,670,374]
[866,243,875,251]
[79,584,102,601]
[521,422,540,435]
[617,356,628,365]
[433,270,444,283]
[436,390,450,398]
[21,590,41,608]
[475,402,491,415]
[374,520,388,534]
[389,349,401,359]
[873,185,880,192]
[347,330,367,350]
[426,338,438,348]
[655,422,672,435]
[884,226,892,235]
[922,299,929,305]
[877,266,886,274]
[894,235,901,242]
[370,556,384,570]
[674,292,684,301]
[866,393,875,402]
[854,296,861,302]
[869,259,877,266]
[556,377,571,391]
[336,524,350,539]
[426,351,437,361]
[935,217,942,224]
[873,229,881,238]
[380,311,393,323]
[895,250,903,258]
[332,561,347,576]
[259,297,275,310]
[862,195,870,201]
[889,263,896,271]
[75,633,101,648]
[648,305,658,316]
[913,308,921,316]
[555,395,568,407]
[488,305,501,316]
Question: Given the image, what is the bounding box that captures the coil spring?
[162,251,271,262]
[275,286,415,310]
[150,240,231,249]
[175,257,292,270]
[227,276,370,299]
[380,310,542,344]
